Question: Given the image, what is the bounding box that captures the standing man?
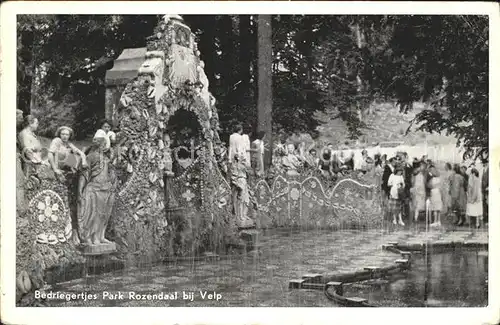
[241,124,252,168]
[401,152,413,224]
[382,157,397,218]
[228,124,244,165]
[481,158,488,226]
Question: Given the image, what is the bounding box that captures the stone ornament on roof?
[163,14,183,23]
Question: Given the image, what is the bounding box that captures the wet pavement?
[44,228,488,307]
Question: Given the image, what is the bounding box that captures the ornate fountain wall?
[110,15,238,261]
[15,15,383,305]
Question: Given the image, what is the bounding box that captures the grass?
[315,101,457,148]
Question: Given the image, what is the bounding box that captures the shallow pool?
[42,229,488,307]
[344,249,488,307]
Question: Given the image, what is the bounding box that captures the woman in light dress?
[450,164,467,226]
[250,131,266,177]
[387,166,405,226]
[466,168,483,228]
[412,161,427,222]
[427,166,443,227]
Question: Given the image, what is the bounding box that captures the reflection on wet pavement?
[46,229,488,307]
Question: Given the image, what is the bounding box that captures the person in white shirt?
[251,131,266,177]
[387,166,405,226]
[353,149,364,171]
[228,124,244,165]
[94,120,116,150]
[241,126,252,168]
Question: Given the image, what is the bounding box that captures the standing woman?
[427,166,443,227]
[250,131,266,178]
[450,164,467,226]
[466,168,483,228]
[412,161,427,222]
[48,126,88,244]
[441,163,453,218]
[387,165,405,226]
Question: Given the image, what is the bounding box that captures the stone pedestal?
[80,242,117,256]
[239,229,261,251]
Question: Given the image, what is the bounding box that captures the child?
[388,166,405,226]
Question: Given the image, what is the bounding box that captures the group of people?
[272,142,377,180]
[223,125,489,231]
[16,111,118,245]
[380,152,488,228]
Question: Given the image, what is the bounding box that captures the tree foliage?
[17,14,488,155]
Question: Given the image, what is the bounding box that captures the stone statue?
[230,153,254,229]
[77,136,117,254]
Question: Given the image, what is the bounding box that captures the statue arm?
[78,171,88,197]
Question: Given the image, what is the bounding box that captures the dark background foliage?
[17,14,488,156]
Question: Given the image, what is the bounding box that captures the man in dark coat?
[382,157,397,218]
[482,159,488,225]
[400,152,413,223]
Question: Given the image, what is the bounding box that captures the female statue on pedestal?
[77,135,117,250]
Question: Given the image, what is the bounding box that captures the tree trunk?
[239,15,252,90]
[18,30,35,115]
[257,15,272,170]
[354,22,365,121]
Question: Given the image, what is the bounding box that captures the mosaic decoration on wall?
[28,189,72,245]
[113,14,236,258]
[252,174,383,229]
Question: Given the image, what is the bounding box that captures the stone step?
[289,279,306,289]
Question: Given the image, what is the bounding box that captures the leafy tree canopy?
[17,15,488,157]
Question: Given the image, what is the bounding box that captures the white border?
[1,2,499,325]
